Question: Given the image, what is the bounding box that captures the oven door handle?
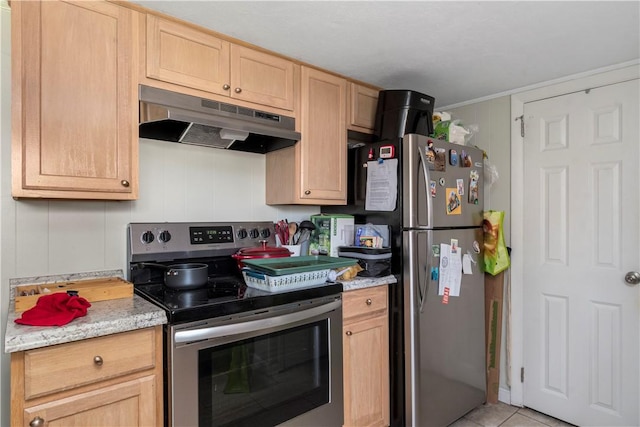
[174,299,341,344]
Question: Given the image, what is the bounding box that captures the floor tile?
[503,413,554,427]
[517,407,575,427]
[449,417,483,427]
[464,402,519,427]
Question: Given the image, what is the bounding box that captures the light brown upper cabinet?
[145,15,296,112]
[266,67,347,205]
[11,0,139,200]
[348,83,380,134]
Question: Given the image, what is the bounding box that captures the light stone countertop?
[340,274,397,291]
[4,271,395,353]
[4,271,167,354]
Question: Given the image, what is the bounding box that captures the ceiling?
[133,1,640,108]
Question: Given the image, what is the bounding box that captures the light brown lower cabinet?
[343,286,390,427]
[11,326,163,427]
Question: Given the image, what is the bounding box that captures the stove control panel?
[128,221,276,260]
[190,226,233,245]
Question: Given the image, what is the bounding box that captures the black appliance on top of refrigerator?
[323,90,486,426]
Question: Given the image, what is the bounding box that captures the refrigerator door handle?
[416,144,433,228]
[416,230,432,313]
[419,264,429,313]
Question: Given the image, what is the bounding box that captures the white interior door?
[522,79,639,426]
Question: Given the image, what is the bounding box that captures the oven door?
[169,295,343,427]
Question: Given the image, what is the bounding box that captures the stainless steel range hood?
[138,85,300,154]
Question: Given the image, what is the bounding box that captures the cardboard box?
[309,214,354,257]
[485,272,505,404]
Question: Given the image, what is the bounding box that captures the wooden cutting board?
[14,277,133,313]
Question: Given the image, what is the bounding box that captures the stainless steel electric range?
[127,221,344,427]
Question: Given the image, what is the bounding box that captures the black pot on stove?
[137,262,208,290]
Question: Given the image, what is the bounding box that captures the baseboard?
[498,387,513,405]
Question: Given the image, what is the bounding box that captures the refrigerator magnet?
[438,177,446,187]
[442,287,450,304]
[430,180,437,197]
[431,267,439,281]
[434,148,446,171]
[468,170,479,204]
[426,147,436,170]
[450,239,459,254]
[461,150,473,167]
[472,240,480,253]
[456,178,464,196]
[446,188,462,215]
[449,149,458,166]
[432,244,440,257]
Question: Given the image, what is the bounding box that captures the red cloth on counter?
[15,293,92,327]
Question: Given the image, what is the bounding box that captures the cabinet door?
[348,83,379,133]
[11,0,138,199]
[343,315,390,427]
[300,67,347,202]
[231,45,296,111]
[22,376,157,427]
[146,15,230,96]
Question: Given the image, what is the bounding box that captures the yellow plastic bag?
[483,211,510,275]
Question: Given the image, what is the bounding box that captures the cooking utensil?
[299,220,316,231]
[138,262,209,290]
[275,220,289,246]
[288,222,298,245]
[231,241,291,269]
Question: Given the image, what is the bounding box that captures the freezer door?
[403,228,486,427]
[402,134,484,229]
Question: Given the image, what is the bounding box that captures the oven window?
[198,319,330,426]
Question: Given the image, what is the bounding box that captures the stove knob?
[237,228,248,239]
[141,231,154,244]
[260,228,271,239]
[249,228,260,239]
[158,230,172,243]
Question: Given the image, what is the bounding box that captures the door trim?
[509,63,639,407]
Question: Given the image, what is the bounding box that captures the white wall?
[0,5,317,422]
[447,97,511,244]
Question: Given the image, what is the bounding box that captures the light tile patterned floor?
[449,402,575,427]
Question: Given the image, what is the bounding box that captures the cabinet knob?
[234,87,242,93]
[29,416,44,427]
[120,180,130,188]
[346,331,352,336]
[93,355,103,366]
[222,84,230,90]
[366,298,372,306]
[304,190,311,195]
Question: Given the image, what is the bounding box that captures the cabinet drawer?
[23,328,156,400]
[343,286,388,322]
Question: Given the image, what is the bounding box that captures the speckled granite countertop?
[340,274,397,291]
[4,270,167,354]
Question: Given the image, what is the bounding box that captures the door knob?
[624,271,640,285]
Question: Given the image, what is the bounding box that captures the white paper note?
[439,243,463,296]
[462,253,473,275]
[365,159,398,211]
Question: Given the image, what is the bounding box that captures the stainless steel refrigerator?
[402,133,486,426]
[323,90,486,426]
[325,134,486,426]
